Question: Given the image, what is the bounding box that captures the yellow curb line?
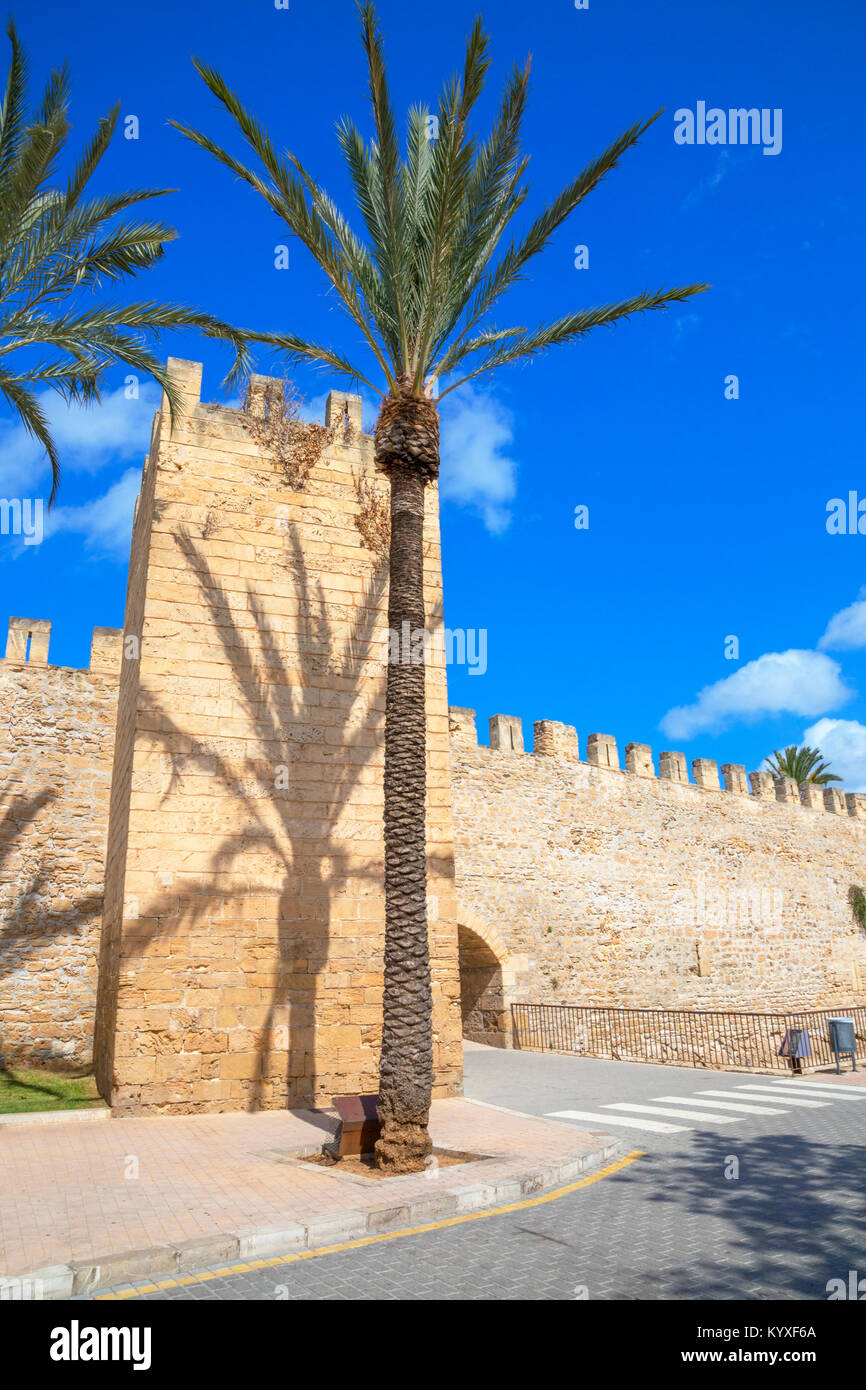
[96,1149,644,1300]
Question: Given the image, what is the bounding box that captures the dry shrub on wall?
[241,377,336,490]
[241,376,389,560]
[353,467,390,562]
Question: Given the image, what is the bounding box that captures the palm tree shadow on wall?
[135,506,392,1112]
[0,790,105,1071]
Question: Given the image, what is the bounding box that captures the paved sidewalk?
[0,1097,621,1297]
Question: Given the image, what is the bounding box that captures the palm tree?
[172,2,709,1171]
[765,745,841,786]
[0,17,241,504]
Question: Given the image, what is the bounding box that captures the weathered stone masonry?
[0,620,122,1067]
[3,360,866,1096]
[450,709,866,1041]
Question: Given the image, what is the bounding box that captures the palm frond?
[410,17,492,389]
[177,5,709,447]
[0,368,62,502]
[0,18,29,181]
[462,110,665,343]
[437,286,711,394]
[0,21,245,502]
[171,67,397,390]
[357,2,408,362]
[216,326,381,397]
[64,104,117,210]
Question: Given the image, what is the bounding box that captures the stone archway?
[457,913,512,1047]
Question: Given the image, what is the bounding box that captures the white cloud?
[438,386,517,533]
[672,312,701,345]
[44,467,141,560]
[660,650,854,741]
[804,718,866,792]
[818,587,866,651]
[0,382,159,498]
[300,383,519,533]
[681,151,731,211]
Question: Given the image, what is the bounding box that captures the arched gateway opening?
[457,919,510,1047]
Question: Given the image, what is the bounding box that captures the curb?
[0,1107,110,1129]
[0,1133,623,1300]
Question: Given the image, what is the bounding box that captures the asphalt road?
[105,1044,866,1301]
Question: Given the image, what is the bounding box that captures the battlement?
[449,707,866,822]
[158,356,366,436]
[1,617,123,676]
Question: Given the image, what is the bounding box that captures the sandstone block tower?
[92,360,462,1113]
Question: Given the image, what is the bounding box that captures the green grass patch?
[0,1066,104,1114]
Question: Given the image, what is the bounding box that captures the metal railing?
[510,1002,866,1073]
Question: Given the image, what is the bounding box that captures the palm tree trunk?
[374,462,434,1173]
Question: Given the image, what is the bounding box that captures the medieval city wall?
[0,620,122,1067]
[450,709,866,1040]
[5,365,866,1093]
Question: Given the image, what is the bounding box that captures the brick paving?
[105,1048,866,1301]
[120,1104,866,1302]
[0,1096,617,1282]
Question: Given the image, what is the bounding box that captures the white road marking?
[652,1094,786,1116]
[762,1081,866,1100]
[546,1108,690,1134]
[544,1076,859,1140]
[706,1087,829,1108]
[604,1102,739,1124]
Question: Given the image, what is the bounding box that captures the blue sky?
[3,0,866,784]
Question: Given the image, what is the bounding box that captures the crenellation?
[90,627,124,674]
[162,357,202,416]
[749,770,775,800]
[774,774,800,807]
[659,750,688,784]
[445,706,864,832]
[5,616,51,664]
[489,713,524,753]
[722,763,749,795]
[448,706,478,745]
[246,372,284,418]
[692,758,720,791]
[325,389,364,435]
[587,732,620,770]
[534,720,579,761]
[799,782,825,812]
[625,742,655,778]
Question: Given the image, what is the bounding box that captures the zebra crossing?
[547,1078,866,1137]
